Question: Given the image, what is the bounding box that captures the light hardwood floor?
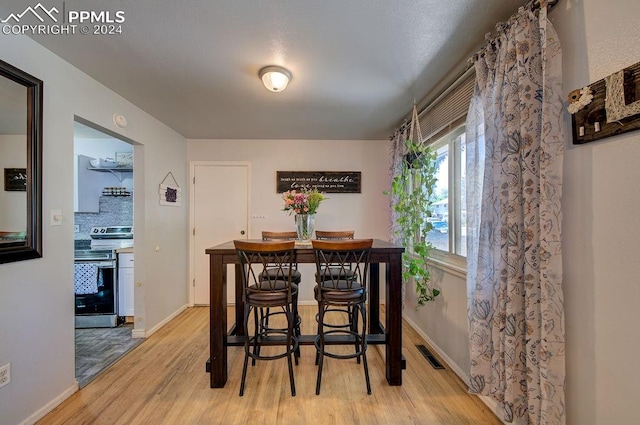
[39,306,501,425]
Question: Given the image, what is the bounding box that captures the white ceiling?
[7,0,527,140]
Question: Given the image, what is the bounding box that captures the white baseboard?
[402,313,506,424]
[402,313,470,384]
[20,382,78,425]
[141,303,188,338]
[20,304,190,424]
[132,328,146,339]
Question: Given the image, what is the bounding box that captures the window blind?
[417,71,475,145]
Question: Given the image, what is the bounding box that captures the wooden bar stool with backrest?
[314,231,356,282]
[314,230,358,363]
[315,230,355,240]
[234,239,298,396]
[313,238,373,395]
[260,231,302,362]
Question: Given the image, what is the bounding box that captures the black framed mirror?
[0,60,42,264]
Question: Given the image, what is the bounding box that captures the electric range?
[74,226,133,328]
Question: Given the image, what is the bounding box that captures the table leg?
[234,264,245,336]
[209,253,227,388]
[368,263,383,334]
[386,253,403,385]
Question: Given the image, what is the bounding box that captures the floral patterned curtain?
[465,2,565,424]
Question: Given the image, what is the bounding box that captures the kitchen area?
[73,120,140,387]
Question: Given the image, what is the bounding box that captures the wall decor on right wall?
[569,61,640,144]
[159,171,181,206]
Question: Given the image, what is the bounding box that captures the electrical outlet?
[74,225,80,233]
[0,363,10,389]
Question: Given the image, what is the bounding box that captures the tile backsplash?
[74,196,133,240]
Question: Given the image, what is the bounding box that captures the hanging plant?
[386,104,440,305]
[388,139,440,305]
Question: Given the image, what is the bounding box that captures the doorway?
[73,118,139,387]
[190,161,249,305]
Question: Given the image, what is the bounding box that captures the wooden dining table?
[205,238,405,388]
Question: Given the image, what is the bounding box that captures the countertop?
[116,246,134,254]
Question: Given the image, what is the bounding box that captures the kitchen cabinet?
[118,252,134,317]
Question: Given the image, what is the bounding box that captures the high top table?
[205,239,405,388]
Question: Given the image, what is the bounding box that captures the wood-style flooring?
[40,306,501,425]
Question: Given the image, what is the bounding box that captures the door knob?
[240,230,245,235]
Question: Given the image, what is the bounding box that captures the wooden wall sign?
[4,168,27,191]
[276,171,361,193]
[570,61,640,144]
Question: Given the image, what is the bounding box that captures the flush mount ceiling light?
[259,65,292,92]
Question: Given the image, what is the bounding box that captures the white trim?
[402,313,507,424]
[20,383,78,425]
[426,255,467,279]
[406,249,467,279]
[141,303,188,338]
[132,328,146,339]
[402,313,470,384]
[20,304,188,423]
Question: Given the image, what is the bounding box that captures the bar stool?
[314,230,356,283]
[315,230,355,240]
[312,238,373,395]
[314,230,357,362]
[260,231,302,363]
[234,239,298,396]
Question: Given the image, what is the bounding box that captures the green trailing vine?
[387,138,440,305]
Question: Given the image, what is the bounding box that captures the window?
[414,69,474,272]
[426,126,466,259]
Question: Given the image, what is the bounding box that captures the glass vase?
[295,213,315,241]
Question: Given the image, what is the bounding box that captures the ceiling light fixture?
[259,65,292,92]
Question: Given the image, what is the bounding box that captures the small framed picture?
[4,168,27,191]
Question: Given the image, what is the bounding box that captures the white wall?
[187,138,390,302]
[0,135,26,230]
[402,268,470,381]
[0,36,189,425]
[554,0,640,423]
[404,1,640,424]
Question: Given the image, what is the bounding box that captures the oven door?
[74,258,118,327]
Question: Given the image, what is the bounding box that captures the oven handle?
[74,260,116,268]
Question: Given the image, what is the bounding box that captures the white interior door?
[191,162,249,305]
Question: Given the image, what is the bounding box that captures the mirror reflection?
[0,76,27,243]
[0,59,43,264]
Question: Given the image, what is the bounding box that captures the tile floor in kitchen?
[75,324,143,388]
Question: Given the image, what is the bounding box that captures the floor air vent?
[416,345,445,369]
